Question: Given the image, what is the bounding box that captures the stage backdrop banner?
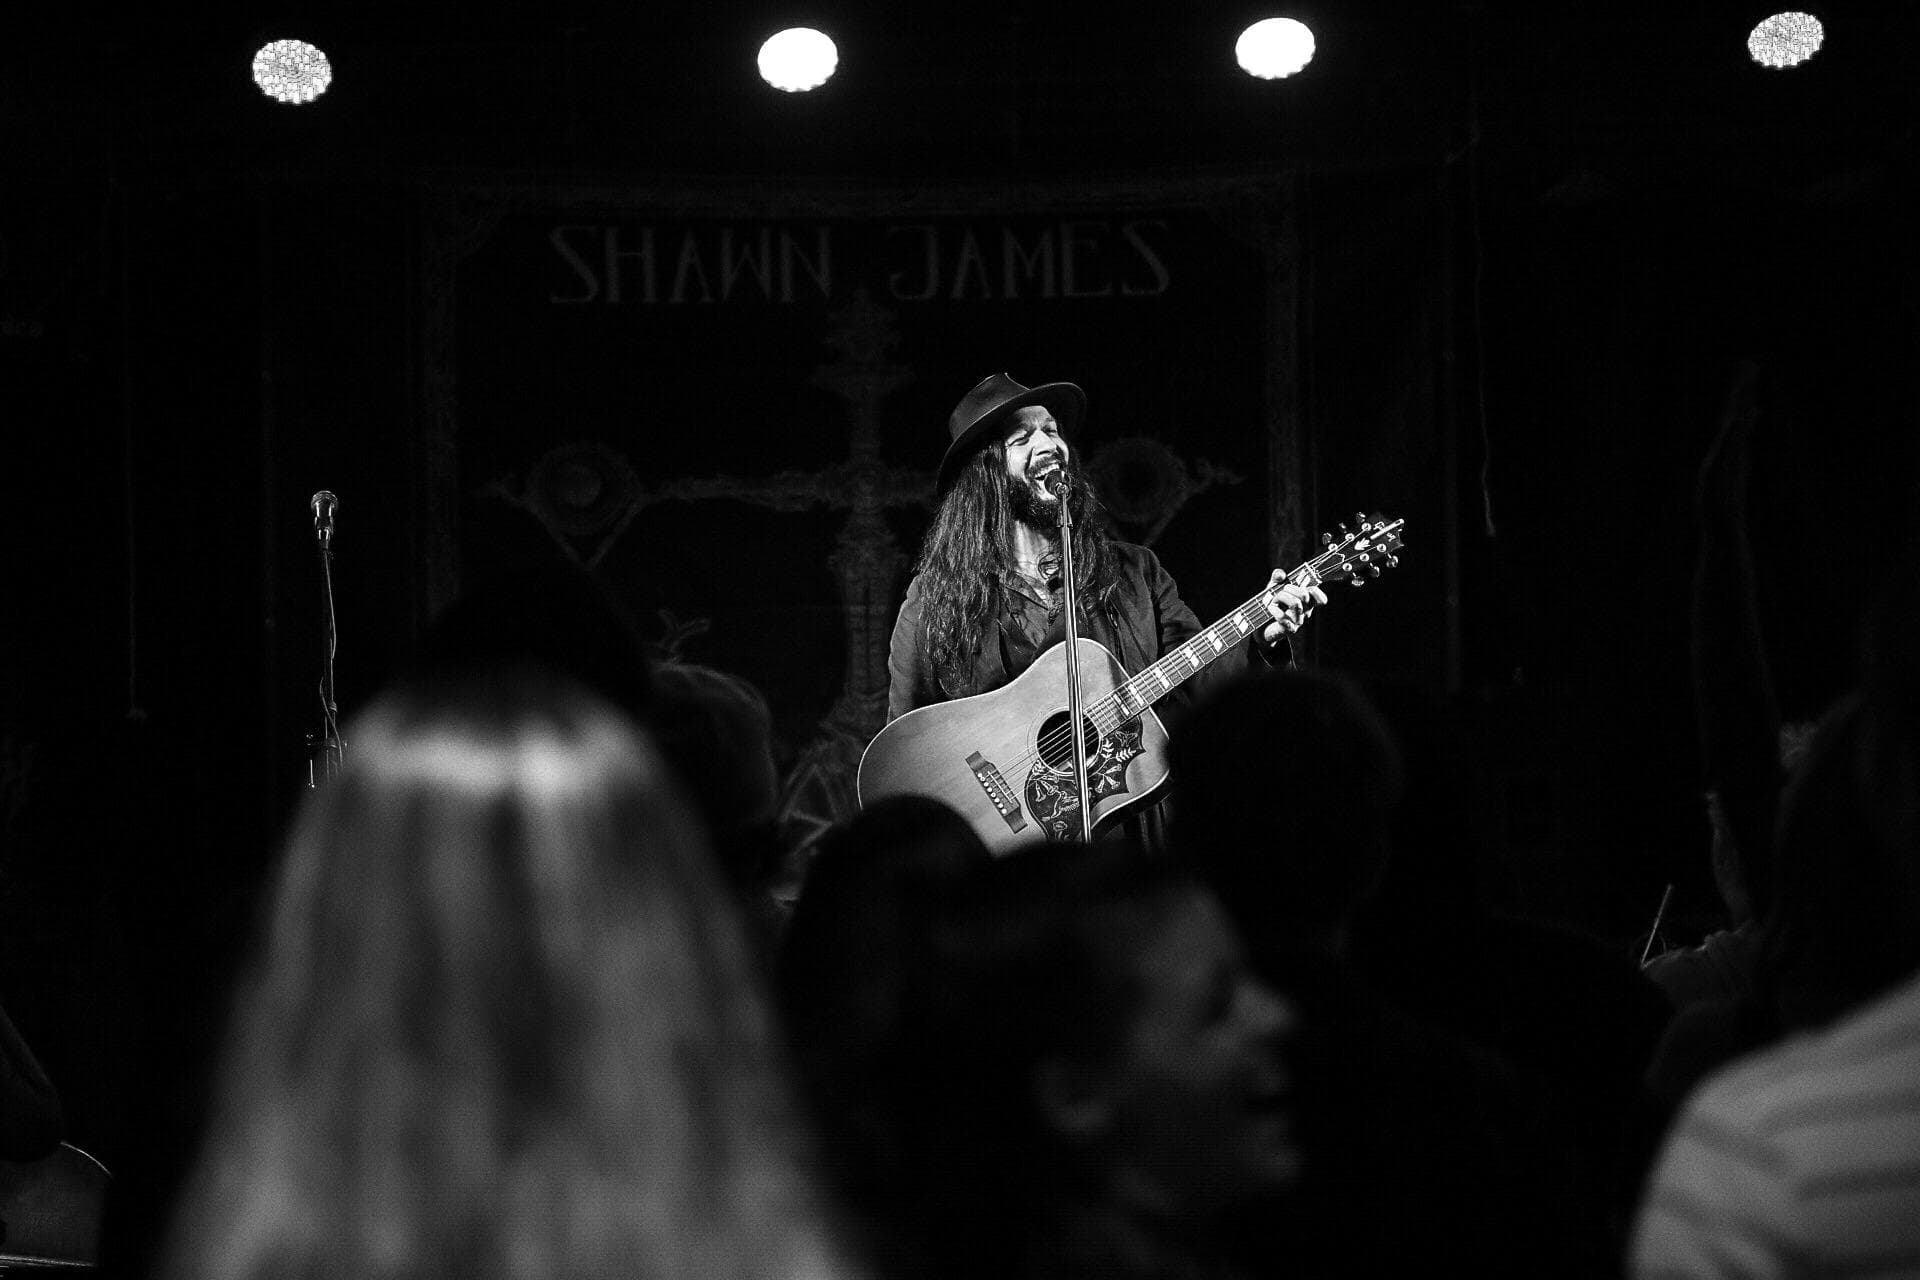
[420,177,1301,848]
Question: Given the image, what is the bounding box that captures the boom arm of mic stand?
[1055,496,1095,843]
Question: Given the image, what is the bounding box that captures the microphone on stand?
[1035,462,1068,499]
[311,490,338,549]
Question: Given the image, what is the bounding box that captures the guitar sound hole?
[1036,712,1102,771]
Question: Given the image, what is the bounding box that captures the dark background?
[2,0,1916,1260]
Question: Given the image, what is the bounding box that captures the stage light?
[1235,17,1316,79]
[757,27,838,92]
[252,38,332,103]
[1747,12,1824,68]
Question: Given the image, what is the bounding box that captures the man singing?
[888,372,1324,721]
[882,373,1325,841]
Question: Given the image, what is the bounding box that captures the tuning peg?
[1387,555,1399,568]
[1321,531,1333,546]
[1367,563,1381,578]
[1355,511,1366,526]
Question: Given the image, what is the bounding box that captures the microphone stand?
[310,492,344,787]
[1051,475,1096,843]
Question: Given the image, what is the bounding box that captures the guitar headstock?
[1313,512,1405,586]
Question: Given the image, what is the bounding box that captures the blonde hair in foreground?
[161,670,850,1280]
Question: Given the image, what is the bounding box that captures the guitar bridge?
[966,750,1028,834]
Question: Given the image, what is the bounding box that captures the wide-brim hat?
[936,372,1087,496]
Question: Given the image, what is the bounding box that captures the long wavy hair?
[916,441,1122,690]
[160,667,854,1280]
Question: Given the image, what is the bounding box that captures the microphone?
[1035,463,1068,499]
[311,490,337,548]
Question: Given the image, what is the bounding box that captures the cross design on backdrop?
[482,289,926,868]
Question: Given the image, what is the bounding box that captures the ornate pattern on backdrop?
[418,174,1302,860]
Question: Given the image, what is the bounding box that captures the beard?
[1009,473,1066,528]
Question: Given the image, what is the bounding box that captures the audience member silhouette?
[876,839,1298,1280]
[1644,691,1920,1100]
[776,795,992,1270]
[410,558,655,721]
[1632,548,1920,1275]
[414,562,798,953]
[1171,667,1614,1277]
[1346,676,1675,1251]
[649,659,791,959]
[156,668,858,1280]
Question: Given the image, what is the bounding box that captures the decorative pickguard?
[1024,718,1147,841]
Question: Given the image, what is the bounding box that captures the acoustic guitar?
[858,514,1404,853]
[0,1142,111,1274]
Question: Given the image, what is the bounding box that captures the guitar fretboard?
[1089,593,1286,734]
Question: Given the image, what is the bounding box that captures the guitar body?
[858,638,1171,856]
[0,1142,111,1272]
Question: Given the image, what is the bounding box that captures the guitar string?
[1011,593,1296,775]
[1001,524,1402,784]
[1017,546,1350,773]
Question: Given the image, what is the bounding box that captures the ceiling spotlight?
[1235,17,1316,80]
[1747,11,1825,68]
[757,27,838,92]
[252,38,333,104]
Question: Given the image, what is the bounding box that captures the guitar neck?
[1092,516,1402,731]
[1102,591,1280,722]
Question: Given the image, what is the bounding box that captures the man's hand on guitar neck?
[1259,568,1327,648]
